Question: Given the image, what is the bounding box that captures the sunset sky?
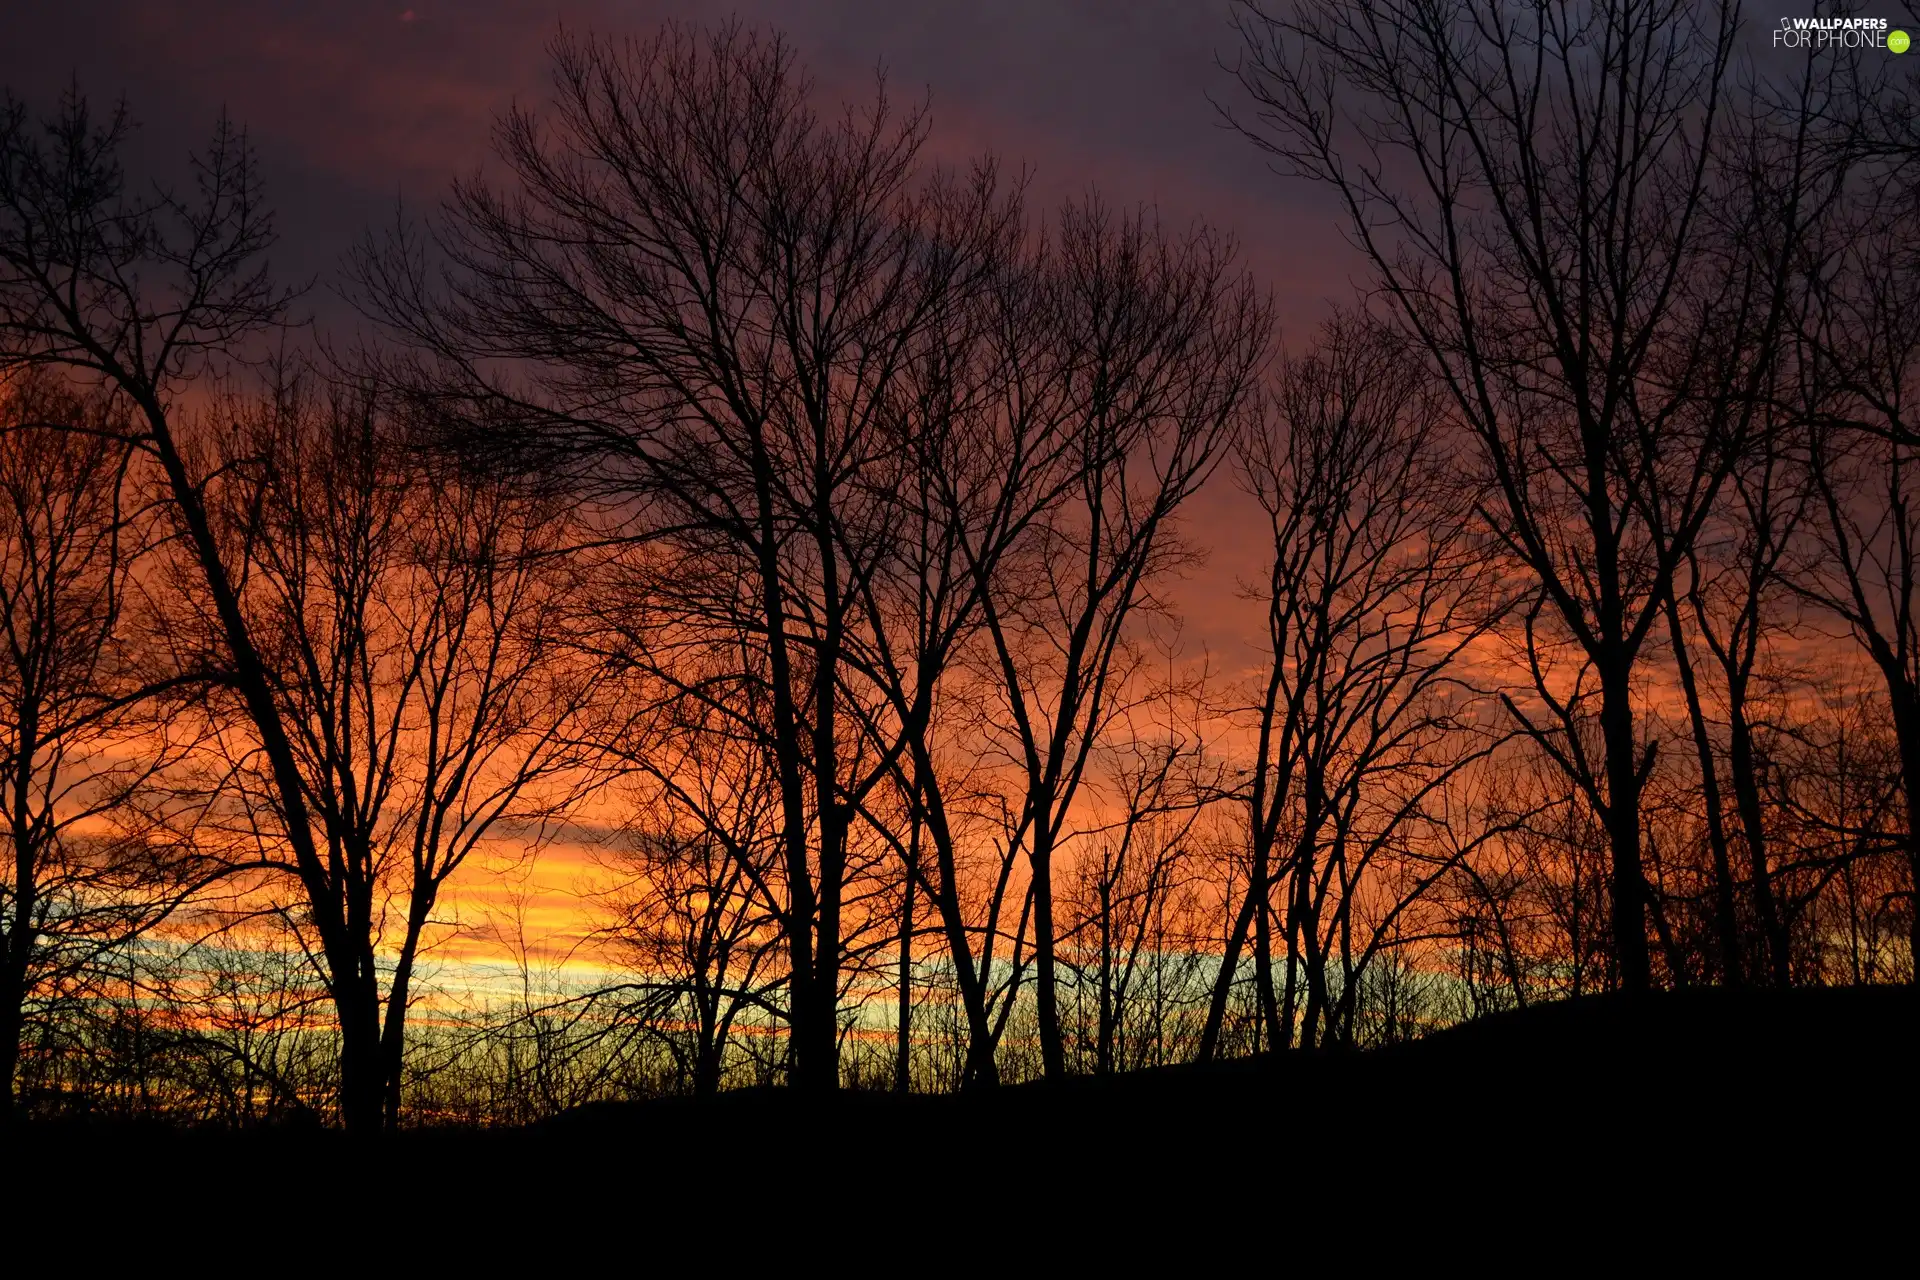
[0,2,1847,986]
[14,2,1857,994]
[2,3,1366,981]
[1,0,1375,653]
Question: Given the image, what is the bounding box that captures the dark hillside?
[24,987,1912,1246]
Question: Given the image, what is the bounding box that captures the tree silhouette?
[1226,0,1837,990]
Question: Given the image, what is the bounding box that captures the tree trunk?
[334,971,386,1136]
[1197,709,1287,1063]
[142,398,366,1119]
[902,746,1002,1085]
[0,965,23,1115]
[748,432,822,1092]
[1096,879,1115,1075]
[695,995,722,1098]
[1890,683,1920,987]
[1665,593,1744,985]
[894,862,914,1094]
[1280,863,1304,1049]
[1297,861,1327,1051]
[801,798,847,1094]
[1253,854,1282,1052]
[379,901,433,1129]
[1599,655,1653,993]
[2,826,34,1115]
[1197,873,1260,1062]
[1726,699,1789,986]
[1031,824,1065,1081]
[1294,774,1329,1049]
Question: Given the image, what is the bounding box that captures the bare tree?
[1793,182,1920,976]
[973,200,1266,1081]
[1764,677,1908,984]
[185,377,602,1128]
[834,200,1072,1090]
[0,92,429,1120]
[1663,426,1807,986]
[1229,0,1830,990]
[1198,313,1501,1059]
[0,369,206,1110]
[594,665,789,1097]
[1059,692,1218,1076]
[356,24,1031,1091]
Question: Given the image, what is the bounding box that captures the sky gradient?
[2,2,1372,660]
[1,2,1378,976]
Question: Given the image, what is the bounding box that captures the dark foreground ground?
[16,987,1916,1258]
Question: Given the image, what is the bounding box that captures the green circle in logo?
[1892,29,1911,53]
